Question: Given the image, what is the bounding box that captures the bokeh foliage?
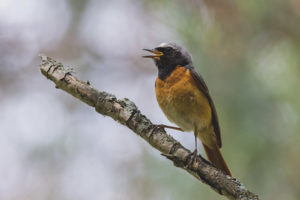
[144,0,300,199]
[0,0,300,199]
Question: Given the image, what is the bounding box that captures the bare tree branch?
[39,55,260,200]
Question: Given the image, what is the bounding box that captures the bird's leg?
[185,129,198,168]
[191,131,198,162]
[153,124,183,132]
[193,131,198,157]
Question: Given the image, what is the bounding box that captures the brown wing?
[189,67,222,148]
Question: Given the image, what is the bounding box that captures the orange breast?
[155,66,212,132]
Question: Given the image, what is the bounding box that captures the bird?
[142,42,231,176]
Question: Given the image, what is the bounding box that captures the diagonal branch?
[39,55,260,200]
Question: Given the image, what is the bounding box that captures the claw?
[153,124,183,131]
[185,149,198,168]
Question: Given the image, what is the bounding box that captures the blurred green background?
[1,0,300,199]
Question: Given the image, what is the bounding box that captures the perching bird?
[143,42,231,176]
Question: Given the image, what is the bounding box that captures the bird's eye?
[164,47,172,53]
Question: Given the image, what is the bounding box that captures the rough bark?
[39,55,260,200]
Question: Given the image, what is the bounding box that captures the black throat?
[156,60,177,80]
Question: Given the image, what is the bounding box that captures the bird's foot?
[153,124,183,132]
[185,149,198,168]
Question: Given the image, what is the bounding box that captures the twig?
[39,55,260,200]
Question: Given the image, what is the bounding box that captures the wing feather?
[189,67,222,148]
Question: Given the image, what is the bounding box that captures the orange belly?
[155,66,212,132]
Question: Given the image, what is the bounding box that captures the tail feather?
[202,143,232,176]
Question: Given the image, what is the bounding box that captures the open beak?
[142,49,163,60]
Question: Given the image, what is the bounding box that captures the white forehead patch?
[156,42,193,63]
[157,42,169,47]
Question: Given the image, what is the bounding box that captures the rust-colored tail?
[202,143,232,176]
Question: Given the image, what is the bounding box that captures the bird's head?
[143,42,192,67]
[143,42,192,79]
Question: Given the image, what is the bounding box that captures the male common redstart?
[143,42,231,176]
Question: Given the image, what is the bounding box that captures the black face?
[155,47,181,66]
[143,43,192,80]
